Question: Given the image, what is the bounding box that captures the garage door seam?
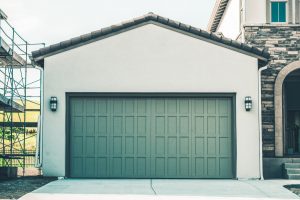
[150,179,157,195]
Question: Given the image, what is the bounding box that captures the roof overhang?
[32,12,270,68]
[207,0,230,32]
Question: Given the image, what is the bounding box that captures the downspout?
[258,65,268,180]
[35,65,44,168]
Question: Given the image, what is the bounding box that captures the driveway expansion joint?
[150,179,157,195]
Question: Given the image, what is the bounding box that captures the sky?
[1,0,215,48]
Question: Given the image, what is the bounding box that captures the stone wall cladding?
[244,25,300,157]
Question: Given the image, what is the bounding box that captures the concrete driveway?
[20,179,300,200]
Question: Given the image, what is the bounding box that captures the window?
[271,1,287,22]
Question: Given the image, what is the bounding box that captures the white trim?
[258,65,268,180]
[243,23,300,26]
[34,65,44,168]
[293,0,296,23]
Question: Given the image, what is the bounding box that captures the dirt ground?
[0,176,55,199]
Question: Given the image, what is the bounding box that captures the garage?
[32,13,269,179]
[68,95,234,178]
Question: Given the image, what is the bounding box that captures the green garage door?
[69,96,234,178]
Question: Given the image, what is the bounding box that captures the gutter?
[258,65,268,180]
[35,65,44,168]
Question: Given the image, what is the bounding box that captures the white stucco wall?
[217,0,267,39]
[244,0,267,24]
[218,0,241,39]
[42,23,260,179]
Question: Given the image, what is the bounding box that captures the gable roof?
[207,0,230,32]
[32,12,269,67]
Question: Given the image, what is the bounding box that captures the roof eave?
[31,13,270,64]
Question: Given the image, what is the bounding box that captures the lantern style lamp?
[50,96,58,111]
[245,96,252,111]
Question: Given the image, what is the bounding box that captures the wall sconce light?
[50,96,58,111]
[245,96,252,111]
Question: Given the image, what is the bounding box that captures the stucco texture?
[42,23,260,179]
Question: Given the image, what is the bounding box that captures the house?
[32,13,270,179]
[208,0,300,178]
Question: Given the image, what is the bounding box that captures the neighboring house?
[32,13,270,179]
[208,0,300,178]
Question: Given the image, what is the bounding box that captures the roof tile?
[179,23,190,32]
[100,26,112,36]
[80,33,92,42]
[70,36,82,45]
[121,19,135,29]
[167,19,180,28]
[189,26,201,35]
[157,16,169,25]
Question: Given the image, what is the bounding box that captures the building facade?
[32,13,269,179]
[208,0,300,178]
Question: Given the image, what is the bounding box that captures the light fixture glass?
[50,96,58,111]
[245,96,252,111]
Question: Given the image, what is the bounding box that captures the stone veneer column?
[244,25,300,157]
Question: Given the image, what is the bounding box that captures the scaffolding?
[0,9,43,175]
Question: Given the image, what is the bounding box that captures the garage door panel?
[72,117,83,136]
[113,136,122,155]
[111,157,122,176]
[86,117,96,136]
[113,117,122,134]
[98,157,108,177]
[137,158,147,176]
[207,137,217,156]
[207,116,217,135]
[85,157,96,177]
[125,117,134,135]
[194,99,205,114]
[195,116,205,135]
[137,136,146,155]
[137,117,147,135]
[219,137,231,156]
[207,157,217,176]
[179,137,189,155]
[179,157,189,176]
[167,137,177,155]
[98,136,107,154]
[98,117,108,135]
[155,137,165,155]
[167,117,176,135]
[71,157,83,177]
[155,117,165,135]
[69,96,233,178]
[195,137,204,155]
[167,157,177,176]
[155,157,165,177]
[207,99,217,114]
[86,137,95,156]
[125,136,134,154]
[125,157,134,176]
[72,137,83,156]
[220,157,232,177]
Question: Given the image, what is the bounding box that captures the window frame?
[270,0,289,24]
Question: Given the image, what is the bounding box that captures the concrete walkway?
[20,179,300,200]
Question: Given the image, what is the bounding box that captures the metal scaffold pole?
[0,9,44,177]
